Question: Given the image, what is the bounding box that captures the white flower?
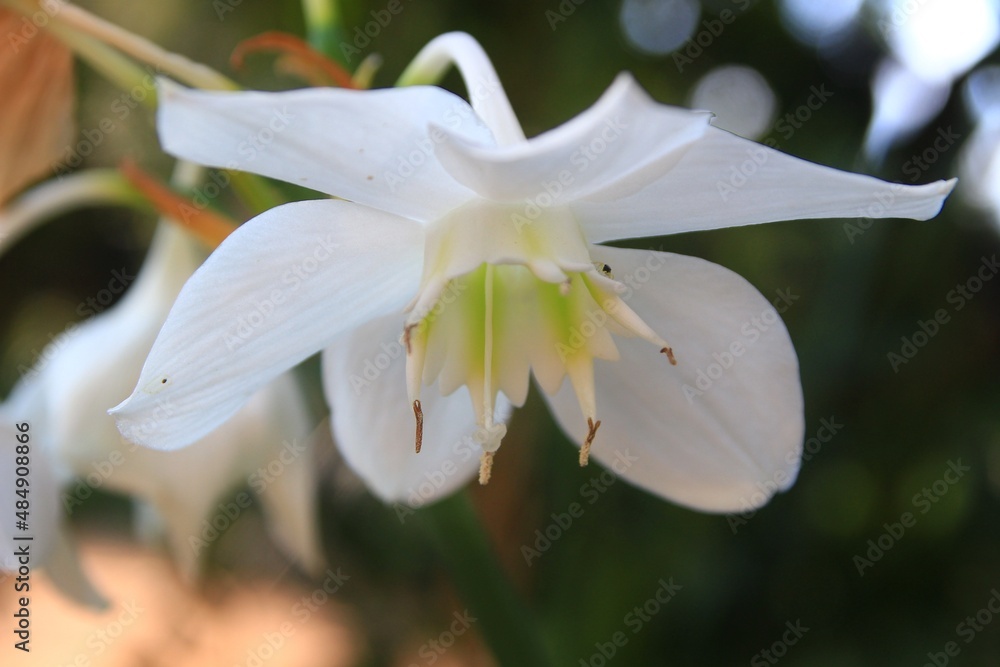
[0,384,105,607]
[112,33,955,512]
[3,218,324,587]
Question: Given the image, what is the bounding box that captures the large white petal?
[432,73,710,202]
[543,246,803,513]
[573,126,957,242]
[112,200,423,451]
[322,313,510,505]
[157,79,489,222]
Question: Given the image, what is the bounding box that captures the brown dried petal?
[0,7,75,205]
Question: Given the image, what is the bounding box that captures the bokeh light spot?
[619,0,701,56]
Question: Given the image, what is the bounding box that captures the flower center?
[404,201,675,482]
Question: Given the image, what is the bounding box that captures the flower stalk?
[419,492,554,667]
[301,0,348,65]
[2,0,238,90]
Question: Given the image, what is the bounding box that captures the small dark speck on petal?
[366,175,373,181]
[161,378,167,384]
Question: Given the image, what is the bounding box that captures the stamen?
[403,323,416,354]
[412,400,423,453]
[479,451,494,484]
[579,417,601,466]
[559,280,571,296]
[583,275,678,361]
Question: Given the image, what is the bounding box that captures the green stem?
[419,492,552,667]
[2,0,238,90]
[301,0,347,65]
[0,170,150,254]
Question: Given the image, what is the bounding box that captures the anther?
[403,324,417,354]
[479,451,494,484]
[579,418,601,466]
[660,347,677,366]
[559,280,571,296]
[412,399,423,453]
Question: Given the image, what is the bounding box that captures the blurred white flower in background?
[960,66,1000,232]
[1,172,325,604]
[0,385,105,607]
[865,0,1000,162]
[779,0,864,46]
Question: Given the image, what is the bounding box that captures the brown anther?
[579,418,601,467]
[479,451,494,485]
[412,399,423,453]
[403,324,417,354]
[660,347,677,366]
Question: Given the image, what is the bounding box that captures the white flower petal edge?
[573,127,957,242]
[111,199,424,451]
[322,313,510,504]
[431,73,712,202]
[119,372,322,579]
[156,78,493,223]
[398,31,525,147]
[543,246,803,513]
